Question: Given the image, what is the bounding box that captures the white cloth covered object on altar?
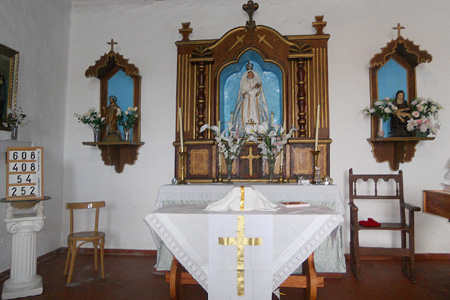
[204,186,278,211]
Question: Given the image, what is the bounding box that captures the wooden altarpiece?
[174,4,331,182]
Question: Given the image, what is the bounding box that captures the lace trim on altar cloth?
[146,214,209,291]
[272,214,343,291]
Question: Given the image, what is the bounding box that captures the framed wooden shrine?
[174,1,332,182]
[84,39,144,173]
[367,24,433,171]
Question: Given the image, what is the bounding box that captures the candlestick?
[314,104,320,151]
[280,148,284,167]
[311,150,321,184]
[178,107,184,151]
[271,111,274,128]
[178,149,187,184]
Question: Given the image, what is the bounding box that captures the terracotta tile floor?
[0,254,449,300]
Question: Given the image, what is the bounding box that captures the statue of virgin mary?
[232,62,270,133]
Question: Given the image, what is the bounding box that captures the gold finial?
[107,39,118,51]
[393,23,405,38]
[242,1,259,29]
[179,22,193,42]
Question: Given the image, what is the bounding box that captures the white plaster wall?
[0,0,71,272]
[64,0,450,254]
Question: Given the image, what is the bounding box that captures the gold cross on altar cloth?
[218,215,263,296]
[241,146,261,177]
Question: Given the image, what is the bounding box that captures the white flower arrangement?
[362,97,398,120]
[118,107,139,129]
[245,122,296,163]
[406,97,442,134]
[200,122,247,163]
[74,107,105,130]
[2,107,30,128]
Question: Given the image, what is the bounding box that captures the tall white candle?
[218,120,222,168]
[314,104,320,151]
[179,107,184,151]
[280,149,284,167]
[230,111,234,125]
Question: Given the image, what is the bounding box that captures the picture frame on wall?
[0,43,19,131]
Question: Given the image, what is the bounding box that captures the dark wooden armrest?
[348,202,359,211]
[402,202,421,212]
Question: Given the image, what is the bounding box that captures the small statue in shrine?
[390,90,412,137]
[103,95,121,141]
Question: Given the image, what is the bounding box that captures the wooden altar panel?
[174,12,331,182]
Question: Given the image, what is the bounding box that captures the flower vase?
[10,126,18,141]
[268,158,276,182]
[226,160,233,183]
[123,128,131,141]
[377,118,384,137]
[414,130,430,137]
[93,128,101,142]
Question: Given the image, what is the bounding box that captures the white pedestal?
[2,203,44,300]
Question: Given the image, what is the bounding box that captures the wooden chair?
[348,168,420,282]
[64,201,106,284]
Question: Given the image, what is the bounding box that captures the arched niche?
[369,36,431,105]
[367,26,433,171]
[85,43,142,142]
[219,49,283,130]
[83,40,144,173]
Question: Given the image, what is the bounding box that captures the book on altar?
[279,201,310,208]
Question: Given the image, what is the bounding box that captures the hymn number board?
[6,147,44,201]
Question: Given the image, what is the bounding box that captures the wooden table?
[423,190,450,221]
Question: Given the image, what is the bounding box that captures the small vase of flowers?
[246,123,296,182]
[362,98,398,137]
[2,107,31,141]
[74,108,106,142]
[201,122,247,182]
[118,107,139,141]
[406,97,442,136]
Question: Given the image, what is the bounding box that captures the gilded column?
[296,59,307,137]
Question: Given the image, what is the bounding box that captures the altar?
[153,183,346,275]
[145,203,343,299]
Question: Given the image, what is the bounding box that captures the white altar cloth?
[145,204,343,298]
[153,184,346,274]
[155,183,345,215]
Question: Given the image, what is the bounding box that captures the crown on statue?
[246,61,254,70]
